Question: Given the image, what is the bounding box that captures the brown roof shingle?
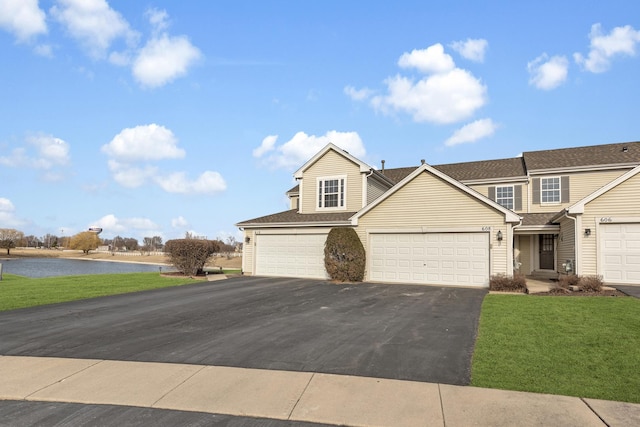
[523,141,640,171]
[237,209,356,226]
[520,212,560,227]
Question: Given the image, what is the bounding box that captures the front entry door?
[539,234,554,270]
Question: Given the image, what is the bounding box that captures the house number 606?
[600,217,613,223]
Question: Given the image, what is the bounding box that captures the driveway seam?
[287,372,315,420]
[580,397,610,427]
[24,358,105,400]
[438,383,446,427]
[150,364,207,408]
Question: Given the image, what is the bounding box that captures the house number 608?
[481,226,492,231]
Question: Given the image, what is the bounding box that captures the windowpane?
[319,178,343,208]
[496,186,514,210]
[541,177,560,203]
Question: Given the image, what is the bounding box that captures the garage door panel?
[256,234,328,279]
[370,232,489,287]
[600,223,640,284]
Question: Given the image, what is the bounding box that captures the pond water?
[0,258,173,278]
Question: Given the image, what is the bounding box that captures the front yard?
[472,294,640,403]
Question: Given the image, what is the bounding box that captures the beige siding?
[580,173,640,276]
[357,171,510,277]
[289,196,299,210]
[300,150,363,213]
[468,182,529,214]
[242,229,256,275]
[556,216,576,275]
[530,169,628,213]
[367,178,389,205]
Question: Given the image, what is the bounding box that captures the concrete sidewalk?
[1,356,639,426]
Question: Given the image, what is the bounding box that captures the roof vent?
[622,146,629,152]
[381,160,385,173]
[421,159,426,165]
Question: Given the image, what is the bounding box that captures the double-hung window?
[541,177,560,203]
[496,186,514,210]
[318,176,346,209]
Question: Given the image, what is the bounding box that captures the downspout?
[563,210,578,275]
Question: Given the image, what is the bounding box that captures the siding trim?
[532,178,540,204]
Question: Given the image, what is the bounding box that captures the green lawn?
[0,273,201,312]
[472,294,640,403]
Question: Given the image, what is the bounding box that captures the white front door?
[600,223,640,284]
[369,232,490,287]
[255,233,329,279]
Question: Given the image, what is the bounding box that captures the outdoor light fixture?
[245,236,251,243]
[585,228,591,236]
[496,230,503,241]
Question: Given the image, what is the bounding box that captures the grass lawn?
[472,294,640,403]
[0,273,201,312]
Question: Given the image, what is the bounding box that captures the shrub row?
[555,274,604,293]
[489,273,528,293]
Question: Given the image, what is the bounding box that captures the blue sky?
[1,1,639,244]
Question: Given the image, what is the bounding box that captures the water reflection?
[0,258,173,278]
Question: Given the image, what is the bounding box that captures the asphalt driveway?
[0,276,487,385]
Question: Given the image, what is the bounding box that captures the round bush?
[324,228,365,282]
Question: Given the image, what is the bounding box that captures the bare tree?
[0,228,25,255]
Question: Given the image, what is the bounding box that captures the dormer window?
[318,176,346,210]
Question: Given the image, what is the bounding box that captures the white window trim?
[541,176,561,205]
[316,175,347,211]
[496,185,514,210]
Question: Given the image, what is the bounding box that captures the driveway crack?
[287,372,315,420]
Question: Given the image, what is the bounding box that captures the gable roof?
[566,164,640,215]
[293,143,372,179]
[523,141,640,172]
[351,163,521,224]
[433,157,526,182]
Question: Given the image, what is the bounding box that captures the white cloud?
[574,23,640,73]
[253,135,277,157]
[398,43,455,73]
[344,85,374,101]
[102,124,186,162]
[50,0,138,59]
[354,43,488,125]
[155,171,227,195]
[107,160,158,188]
[0,0,47,42]
[145,8,169,34]
[527,53,569,90]
[372,69,487,124]
[0,197,24,227]
[450,38,488,62]
[93,214,162,238]
[132,33,201,88]
[171,216,189,228]
[445,118,498,147]
[254,130,366,170]
[0,134,70,180]
[34,43,53,57]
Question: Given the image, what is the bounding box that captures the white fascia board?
[293,143,372,179]
[351,163,522,225]
[460,176,529,186]
[567,164,640,214]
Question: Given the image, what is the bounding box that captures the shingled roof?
[433,157,526,181]
[523,141,640,171]
[237,209,355,226]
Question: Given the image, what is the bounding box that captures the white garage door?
[600,223,640,284]
[369,232,490,287]
[255,233,329,279]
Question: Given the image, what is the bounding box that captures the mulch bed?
[531,289,629,297]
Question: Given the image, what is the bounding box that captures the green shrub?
[324,228,365,282]
[164,239,220,276]
[489,273,527,293]
[579,275,603,293]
